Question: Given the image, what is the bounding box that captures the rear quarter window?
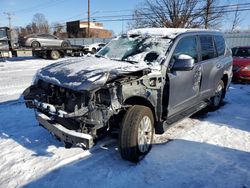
[200,35,216,61]
[214,35,225,56]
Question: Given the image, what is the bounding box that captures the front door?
[165,35,202,117]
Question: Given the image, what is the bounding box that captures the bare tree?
[129,0,225,29]
[31,22,39,34]
[231,4,241,32]
[51,22,65,36]
[32,13,50,33]
[130,0,204,29]
[202,0,223,29]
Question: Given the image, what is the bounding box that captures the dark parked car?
[20,33,70,48]
[232,46,250,82]
[23,28,232,162]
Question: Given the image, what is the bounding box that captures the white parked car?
[84,43,106,54]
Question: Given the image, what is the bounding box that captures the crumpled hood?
[37,56,150,91]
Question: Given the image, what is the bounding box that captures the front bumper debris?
[36,112,94,149]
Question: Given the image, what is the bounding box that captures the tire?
[64,141,73,149]
[119,105,154,163]
[91,48,97,54]
[50,50,61,60]
[61,41,70,48]
[31,41,40,48]
[209,80,225,110]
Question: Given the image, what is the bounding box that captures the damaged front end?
[23,78,124,149]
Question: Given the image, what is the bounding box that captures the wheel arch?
[124,96,157,123]
[31,40,40,47]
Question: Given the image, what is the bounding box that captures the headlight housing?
[243,65,250,70]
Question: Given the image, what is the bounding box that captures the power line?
[51,5,250,28]
[54,2,250,24]
[12,0,67,14]
[17,2,250,29]
[93,7,250,23]
[89,2,250,20]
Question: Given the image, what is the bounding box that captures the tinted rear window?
[200,35,216,61]
[214,35,225,56]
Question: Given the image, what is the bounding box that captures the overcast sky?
[0,0,250,34]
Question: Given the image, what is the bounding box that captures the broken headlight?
[95,89,111,106]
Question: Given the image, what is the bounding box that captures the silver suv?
[23,28,233,162]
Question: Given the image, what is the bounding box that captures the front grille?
[37,79,89,113]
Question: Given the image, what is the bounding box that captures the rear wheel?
[50,50,61,60]
[91,48,97,54]
[31,41,40,48]
[119,105,154,163]
[209,80,225,110]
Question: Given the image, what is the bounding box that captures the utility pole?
[122,17,124,34]
[4,12,13,29]
[87,0,90,38]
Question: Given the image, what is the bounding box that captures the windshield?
[96,35,171,64]
[232,47,250,58]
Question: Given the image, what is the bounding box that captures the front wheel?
[119,105,154,163]
[209,80,225,110]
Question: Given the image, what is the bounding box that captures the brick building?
[67,20,113,38]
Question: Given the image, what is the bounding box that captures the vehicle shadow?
[22,139,250,188]
[3,56,40,62]
[190,84,250,133]
[0,97,62,157]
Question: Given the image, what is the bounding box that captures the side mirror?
[171,54,195,71]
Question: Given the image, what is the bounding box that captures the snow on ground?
[0,57,250,188]
[0,57,58,103]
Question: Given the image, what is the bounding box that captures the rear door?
[46,34,62,46]
[199,35,226,98]
[166,35,202,117]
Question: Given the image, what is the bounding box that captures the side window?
[200,35,216,61]
[234,48,250,57]
[46,34,55,39]
[38,34,47,38]
[214,35,225,56]
[172,36,198,62]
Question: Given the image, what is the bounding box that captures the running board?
[156,101,208,134]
